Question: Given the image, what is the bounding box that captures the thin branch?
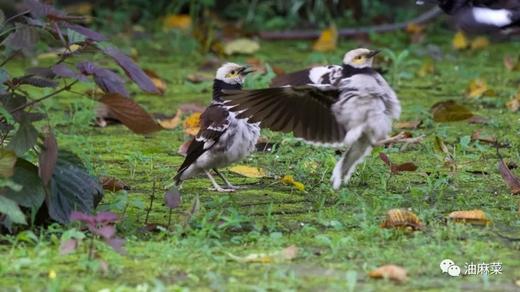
[1,9,30,27]
[0,52,19,67]
[259,7,442,40]
[9,80,79,114]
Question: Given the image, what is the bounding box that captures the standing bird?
[174,63,259,192]
[222,48,401,190]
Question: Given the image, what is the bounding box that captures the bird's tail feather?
[331,135,372,190]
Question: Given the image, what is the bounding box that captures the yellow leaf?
[224,38,260,55]
[452,31,469,50]
[158,109,182,129]
[470,36,489,50]
[313,25,338,52]
[448,209,490,225]
[228,165,266,178]
[228,245,298,264]
[292,181,305,191]
[183,112,201,136]
[281,175,295,185]
[368,265,408,283]
[506,91,520,112]
[405,23,424,35]
[466,79,489,98]
[163,14,191,30]
[380,209,423,231]
[48,270,57,279]
[417,59,434,77]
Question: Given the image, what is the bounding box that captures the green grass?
[1,30,520,291]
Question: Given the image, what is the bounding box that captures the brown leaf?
[448,210,490,224]
[100,176,130,192]
[504,55,519,71]
[163,14,191,30]
[368,265,408,283]
[380,209,423,231]
[434,136,456,170]
[379,153,418,174]
[99,93,162,134]
[313,26,337,52]
[271,66,286,76]
[394,120,421,129]
[498,156,520,195]
[38,131,58,185]
[186,73,212,84]
[470,130,496,145]
[178,140,192,156]
[470,36,489,50]
[431,100,474,122]
[246,58,267,74]
[158,109,182,129]
[467,115,488,125]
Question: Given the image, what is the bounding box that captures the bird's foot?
[226,184,246,190]
[376,132,425,146]
[209,186,236,193]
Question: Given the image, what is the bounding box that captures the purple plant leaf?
[164,186,181,209]
[106,237,125,254]
[4,23,39,56]
[69,211,95,225]
[100,46,158,94]
[95,211,118,224]
[61,22,106,42]
[59,238,78,255]
[96,225,116,239]
[52,64,88,81]
[22,0,66,19]
[26,67,56,79]
[77,62,128,97]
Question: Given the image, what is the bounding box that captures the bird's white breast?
[472,7,512,27]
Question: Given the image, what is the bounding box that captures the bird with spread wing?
[222,48,401,190]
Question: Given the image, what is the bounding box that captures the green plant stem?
[8,80,79,115]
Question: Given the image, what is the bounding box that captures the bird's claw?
[209,187,236,193]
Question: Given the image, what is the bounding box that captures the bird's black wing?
[175,104,229,182]
[270,69,313,87]
[223,86,346,145]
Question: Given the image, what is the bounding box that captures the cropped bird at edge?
[222,48,401,190]
[174,63,259,192]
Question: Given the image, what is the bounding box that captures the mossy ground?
[1,29,519,291]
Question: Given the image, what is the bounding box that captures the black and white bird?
[420,0,520,34]
[174,63,259,192]
[223,48,401,190]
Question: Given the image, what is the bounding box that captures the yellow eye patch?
[225,71,239,78]
[352,55,367,65]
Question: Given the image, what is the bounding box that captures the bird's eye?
[230,70,236,75]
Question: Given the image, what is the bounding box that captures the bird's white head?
[215,63,254,85]
[342,48,380,68]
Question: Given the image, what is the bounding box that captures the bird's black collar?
[213,79,242,101]
[341,65,376,78]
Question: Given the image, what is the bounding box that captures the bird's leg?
[205,170,235,192]
[213,168,241,189]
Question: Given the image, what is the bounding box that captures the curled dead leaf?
[228,245,298,263]
[379,153,418,174]
[281,175,305,191]
[498,155,520,195]
[183,112,201,136]
[228,165,266,178]
[178,140,192,156]
[452,31,469,50]
[470,130,496,145]
[368,264,408,283]
[448,210,490,225]
[100,176,130,192]
[431,100,473,122]
[158,109,182,129]
[466,79,494,98]
[313,25,337,52]
[380,209,423,231]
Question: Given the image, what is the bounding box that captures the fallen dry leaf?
[504,55,520,71]
[434,136,456,170]
[100,176,130,192]
[406,23,425,43]
[281,175,306,191]
[224,38,260,55]
[417,59,434,77]
[452,31,469,50]
[470,36,489,50]
[228,165,266,178]
[228,245,298,263]
[163,14,191,30]
[498,154,520,195]
[431,100,474,122]
[380,209,423,231]
[470,130,496,145]
[448,210,490,225]
[368,264,408,283]
[467,115,488,124]
[466,79,494,98]
[313,25,338,52]
[143,69,166,95]
[178,140,192,156]
[395,120,421,129]
[186,72,212,84]
[379,153,418,174]
[158,109,182,130]
[506,91,520,112]
[183,112,201,136]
